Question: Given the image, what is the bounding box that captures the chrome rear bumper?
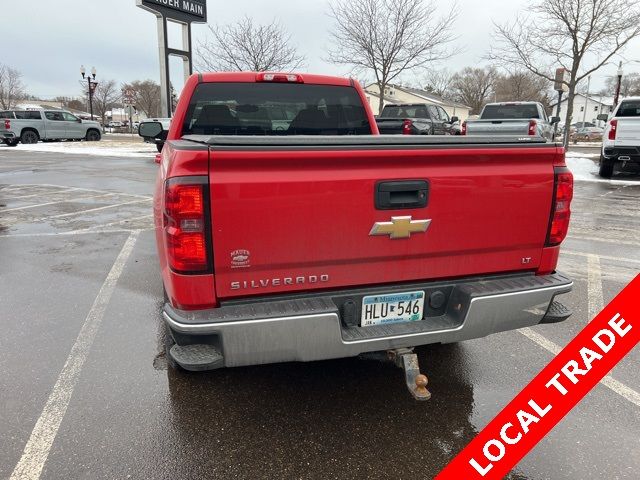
[164,273,572,368]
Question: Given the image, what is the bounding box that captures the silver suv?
[0,110,102,146]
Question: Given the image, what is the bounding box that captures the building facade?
[552,93,615,127]
[364,83,471,121]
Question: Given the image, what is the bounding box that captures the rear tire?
[20,129,39,144]
[598,155,614,178]
[3,139,18,147]
[85,129,101,141]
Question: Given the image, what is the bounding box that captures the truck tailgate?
[207,139,558,299]
[376,118,407,134]
[466,120,529,136]
[616,118,640,146]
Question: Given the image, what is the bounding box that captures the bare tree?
[489,0,640,147]
[327,0,458,115]
[450,67,498,115]
[91,79,119,129]
[65,98,87,112]
[423,69,454,99]
[600,72,640,97]
[196,16,305,72]
[123,80,161,118]
[0,64,26,109]
[494,70,553,110]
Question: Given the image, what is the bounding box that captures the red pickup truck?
[155,72,573,393]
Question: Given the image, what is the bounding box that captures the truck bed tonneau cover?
[181,134,552,149]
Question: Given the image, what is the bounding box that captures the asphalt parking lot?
[0,145,638,480]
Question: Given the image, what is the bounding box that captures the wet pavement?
[0,145,638,479]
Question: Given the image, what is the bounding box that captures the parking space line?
[9,231,140,480]
[1,183,152,200]
[564,250,640,265]
[33,183,152,200]
[587,254,604,319]
[38,198,152,221]
[519,328,640,408]
[567,234,640,247]
[0,193,116,212]
[0,187,80,201]
[0,185,35,193]
[70,213,155,232]
[0,229,142,238]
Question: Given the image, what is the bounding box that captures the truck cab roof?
[198,71,355,87]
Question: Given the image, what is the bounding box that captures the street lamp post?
[80,65,98,121]
[614,62,624,107]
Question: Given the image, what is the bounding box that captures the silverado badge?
[369,216,431,239]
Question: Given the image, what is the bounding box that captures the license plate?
[361,290,425,327]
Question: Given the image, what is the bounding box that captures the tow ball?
[388,348,431,401]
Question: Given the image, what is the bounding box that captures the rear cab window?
[182,83,372,136]
[481,104,540,119]
[15,111,43,120]
[0,111,15,119]
[617,101,640,117]
[380,105,430,119]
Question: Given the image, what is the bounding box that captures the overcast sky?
[5,0,640,100]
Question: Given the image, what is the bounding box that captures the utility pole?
[614,61,624,106]
[581,76,591,126]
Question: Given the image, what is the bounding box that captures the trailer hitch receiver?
[389,348,431,401]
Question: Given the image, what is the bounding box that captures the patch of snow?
[570,141,602,147]
[566,151,600,158]
[1,141,156,158]
[566,156,640,185]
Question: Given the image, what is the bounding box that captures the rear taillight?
[461,121,467,135]
[4,119,10,130]
[546,167,573,246]
[402,119,413,135]
[163,179,210,273]
[608,119,618,140]
[256,73,304,83]
[528,119,537,136]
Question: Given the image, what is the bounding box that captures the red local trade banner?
[436,274,640,480]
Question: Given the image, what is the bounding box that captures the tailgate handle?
[375,180,429,210]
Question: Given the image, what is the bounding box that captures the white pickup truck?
[0,109,102,146]
[600,97,640,178]
[462,102,558,141]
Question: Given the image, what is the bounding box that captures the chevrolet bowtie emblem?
[369,216,431,239]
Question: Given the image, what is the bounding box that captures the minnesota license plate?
[361,291,425,327]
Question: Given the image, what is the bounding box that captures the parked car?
[154,71,573,397]
[0,109,101,145]
[462,102,558,140]
[562,122,597,137]
[572,122,596,130]
[138,118,171,152]
[572,127,603,142]
[375,103,459,135]
[599,97,640,178]
[108,121,123,128]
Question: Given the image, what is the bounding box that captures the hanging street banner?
[137,0,207,23]
[436,274,640,480]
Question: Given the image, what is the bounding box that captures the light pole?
[581,76,591,127]
[80,65,98,121]
[614,62,623,107]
